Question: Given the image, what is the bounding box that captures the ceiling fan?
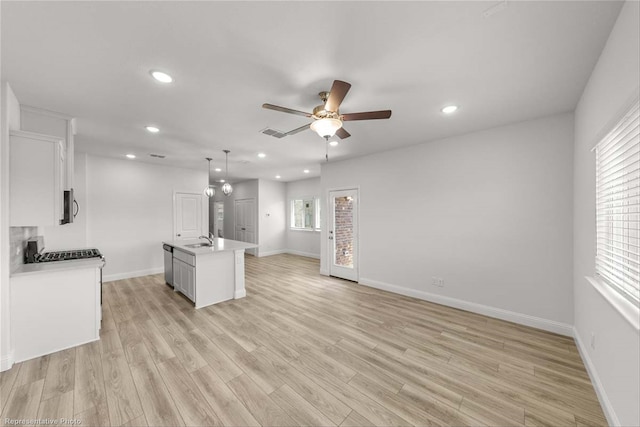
[262,80,392,140]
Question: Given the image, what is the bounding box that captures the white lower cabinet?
[10,266,102,362]
[173,249,195,302]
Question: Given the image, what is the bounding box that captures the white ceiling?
[1,1,622,182]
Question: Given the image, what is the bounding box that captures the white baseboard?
[320,268,329,276]
[257,249,321,259]
[359,277,574,336]
[235,289,246,299]
[14,337,99,365]
[258,249,287,258]
[1,351,14,372]
[103,267,163,282]
[573,327,619,427]
[285,249,320,259]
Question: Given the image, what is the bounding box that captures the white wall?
[85,155,207,280]
[258,179,286,257]
[286,177,321,258]
[573,2,640,425]
[321,113,574,332]
[1,82,21,371]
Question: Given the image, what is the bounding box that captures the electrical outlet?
[431,277,438,287]
[438,278,445,287]
[590,332,596,350]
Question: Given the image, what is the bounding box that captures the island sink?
[185,243,213,248]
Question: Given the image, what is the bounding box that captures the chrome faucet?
[198,234,214,245]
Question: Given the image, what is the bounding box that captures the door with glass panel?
[329,189,359,281]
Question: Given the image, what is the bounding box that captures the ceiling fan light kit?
[310,117,342,138]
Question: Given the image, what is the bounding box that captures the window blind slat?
[597,241,640,257]
[597,141,639,175]
[598,256,640,276]
[596,159,639,183]
[597,120,639,160]
[597,113,639,155]
[598,247,640,266]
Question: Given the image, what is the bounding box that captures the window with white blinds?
[595,100,640,306]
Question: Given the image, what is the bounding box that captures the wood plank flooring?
[0,254,607,426]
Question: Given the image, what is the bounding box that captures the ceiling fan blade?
[324,80,352,112]
[285,123,311,136]
[336,127,351,139]
[262,103,312,118]
[342,110,392,121]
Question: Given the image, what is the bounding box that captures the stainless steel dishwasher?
[163,244,174,287]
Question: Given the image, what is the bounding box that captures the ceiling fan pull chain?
[325,137,329,162]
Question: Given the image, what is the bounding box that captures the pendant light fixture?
[204,157,215,198]
[221,150,233,196]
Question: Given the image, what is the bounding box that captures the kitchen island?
[162,238,257,309]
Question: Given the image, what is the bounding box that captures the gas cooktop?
[35,248,103,263]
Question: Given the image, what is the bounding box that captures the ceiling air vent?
[260,127,286,139]
[149,153,166,159]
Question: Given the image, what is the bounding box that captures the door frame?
[326,187,360,282]
[172,190,207,240]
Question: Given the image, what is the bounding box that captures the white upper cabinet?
[10,130,65,227]
[20,106,76,189]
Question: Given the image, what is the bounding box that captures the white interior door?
[174,192,203,239]
[329,189,359,282]
[235,198,256,255]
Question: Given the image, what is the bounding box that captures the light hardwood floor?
[1,254,607,426]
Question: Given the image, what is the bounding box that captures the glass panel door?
[329,189,358,281]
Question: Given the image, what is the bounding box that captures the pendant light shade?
[222,182,233,196]
[222,150,233,196]
[204,157,215,198]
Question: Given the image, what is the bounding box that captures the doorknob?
[177,233,181,237]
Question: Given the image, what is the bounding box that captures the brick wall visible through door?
[334,196,353,267]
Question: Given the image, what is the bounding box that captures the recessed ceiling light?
[126,154,136,159]
[275,175,281,179]
[257,153,266,158]
[145,126,160,133]
[214,168,222,172]
[150,70,173,83]
[303,169,310,174]
[220,179,225,183]
[441,105,458,114]
[329,140,339,147]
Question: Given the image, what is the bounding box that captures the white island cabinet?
[163,238,257,309]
